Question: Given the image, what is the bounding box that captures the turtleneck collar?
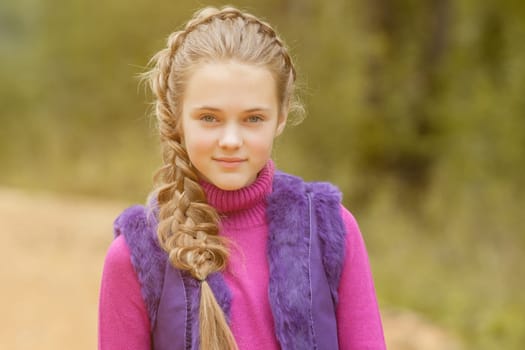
[199,160,274,228]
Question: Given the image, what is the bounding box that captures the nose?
[218,123,243,149]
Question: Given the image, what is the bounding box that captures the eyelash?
[200,114,217,122]
[246,115,264,123]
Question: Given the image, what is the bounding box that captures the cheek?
[185,135,212,157]
[181,126,212,161]
[248,131,277,156]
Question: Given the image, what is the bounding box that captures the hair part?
[142,6,302,349]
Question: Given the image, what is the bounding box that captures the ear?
[275,111,288,137]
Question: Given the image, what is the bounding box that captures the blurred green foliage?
[1,0,524,348]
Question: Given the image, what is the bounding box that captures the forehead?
[182,61,278,112]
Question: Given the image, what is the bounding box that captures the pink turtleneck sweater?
[98,162,386,349]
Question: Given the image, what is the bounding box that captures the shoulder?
[112,204,161,256]
[102,235,136,284]
[339,205,360,234]
[111,202,165,269]
[109,204,167,330]
[272,170,342,201]
[104,203,153,278]
[113,205,153,238]
[338,204,369,267]
[110,203,166,292]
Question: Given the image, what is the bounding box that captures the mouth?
[213,157,246,162]
[213,157,246,167]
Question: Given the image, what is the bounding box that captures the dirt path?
[0,187,463,349]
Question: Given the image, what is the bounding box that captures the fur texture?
[266,171,346,349]
[113,205,166,330]
[266,171,315,349]
[308,182,346,304]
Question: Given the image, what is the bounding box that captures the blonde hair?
[142,6,300,349]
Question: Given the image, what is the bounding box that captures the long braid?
[144,6,300,349]
[146,26,228,281]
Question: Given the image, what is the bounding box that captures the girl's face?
[181,61,286,191]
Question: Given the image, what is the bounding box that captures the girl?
[98,6,386,350]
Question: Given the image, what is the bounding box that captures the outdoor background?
[1,0,524,349]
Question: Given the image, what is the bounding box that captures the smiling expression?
[180,61,287,191]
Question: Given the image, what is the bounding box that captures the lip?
[213,157,246,168]
[213,157,246,162]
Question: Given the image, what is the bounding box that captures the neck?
[200,160,275,228]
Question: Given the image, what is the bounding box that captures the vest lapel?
[266,172,317,349]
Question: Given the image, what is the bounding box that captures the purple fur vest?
[113,171,347,349]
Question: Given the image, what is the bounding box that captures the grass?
[358,174,525,349]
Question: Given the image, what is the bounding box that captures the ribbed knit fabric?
[200,159,274,228]
[98,160,386,349]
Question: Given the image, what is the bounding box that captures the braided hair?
[142,6,301,349]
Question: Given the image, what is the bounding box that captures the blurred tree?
[1,0,524,204]
[352,0,451,203]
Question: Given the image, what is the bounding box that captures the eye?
[246,115,264,123]
[200,114,217,123]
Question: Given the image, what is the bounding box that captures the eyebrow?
[192,106,271,113]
